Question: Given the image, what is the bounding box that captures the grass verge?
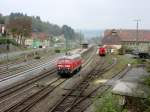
[94,92,123,112]
[93,54,139,112]
[101,55,136,79]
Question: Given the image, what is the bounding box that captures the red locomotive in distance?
[98,47,106,56]
[57,54,82,77]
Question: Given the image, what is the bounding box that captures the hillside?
[0,13,79,39]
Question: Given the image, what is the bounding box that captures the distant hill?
[0,13,77,39]
[77,29,104,39]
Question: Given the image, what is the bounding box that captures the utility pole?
[6,37,9,70]
[65,34,68,55]
[134,19,141,52]
[80,31,82,48]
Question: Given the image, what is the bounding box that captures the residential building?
[25,32,50,48]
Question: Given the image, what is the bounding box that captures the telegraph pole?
[64,34,68,55]
[134,19,141,52]
[80,31,82,48]
[80,31,82,47]
[6,38,9,69]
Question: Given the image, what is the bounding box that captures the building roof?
[59,54,81,60]
[104,45,119,49]
[102,30,121,45]
[31,32,49,40]
[102,29,150,45]
[112,81,150,98]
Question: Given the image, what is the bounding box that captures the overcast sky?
[0,0,150,30]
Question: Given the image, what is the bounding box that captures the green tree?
[32,16,62,36]
[62,25,75,40]
[0,14,5,24]
[7,16,32,46]
[2,12,78,47]
[118,46,126,55]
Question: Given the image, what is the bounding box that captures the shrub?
[118,46,125,55]
[144,77,150,86]
[122,109,128,112]
[146,61,150,72]
[34,56,41,59]
[94,93,122,112]
[55,49,60,53]
[0,37,19,46]
[118,49,123,55]
[142,97,150,112]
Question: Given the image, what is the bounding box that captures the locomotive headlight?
[58,64,63,67]
[65,65,71,68]
[94,79,107,85]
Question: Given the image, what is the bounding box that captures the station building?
[102,29,150,52]
[81,42,89,49]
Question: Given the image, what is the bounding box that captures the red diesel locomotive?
[98,47,106,56]
[57,54,82,76]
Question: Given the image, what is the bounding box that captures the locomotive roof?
[59,54,81,60]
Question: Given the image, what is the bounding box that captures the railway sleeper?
[71,101,92,112]
[77,85,89,90]
[63,88,77,91]
[63,94,94,98]
[63,83,89,91]
[80,81,89,84]
[57,104,73,110]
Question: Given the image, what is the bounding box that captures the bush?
[94,93,122,112]
[0,37,19,46]
[146,61,150,72]
[55,49,60,53]
[144,76,150,86]
[122,109,128,112]
[118,46,125,55]
[125,48,134,53]
[34,56,41,59]
[143,97,150,112]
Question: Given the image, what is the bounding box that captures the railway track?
[0,68,57,99]
[0,46,95,82]
[0,58,58,82]
[0,53,61,70]
[2,77,66,112]
[0,59,51,74]
[0,47,95,95]
[0,59,25,69]
[0,48,57,70]
[62,65,131,112]
[0,46,96,112]
[0,54,63,79]
[0,53,54,70]
[0,47,94,81]
[48,56,113,112]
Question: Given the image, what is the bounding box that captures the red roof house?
[102,29,150,51]
[102,29,150,44]
[31,32,49,40]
